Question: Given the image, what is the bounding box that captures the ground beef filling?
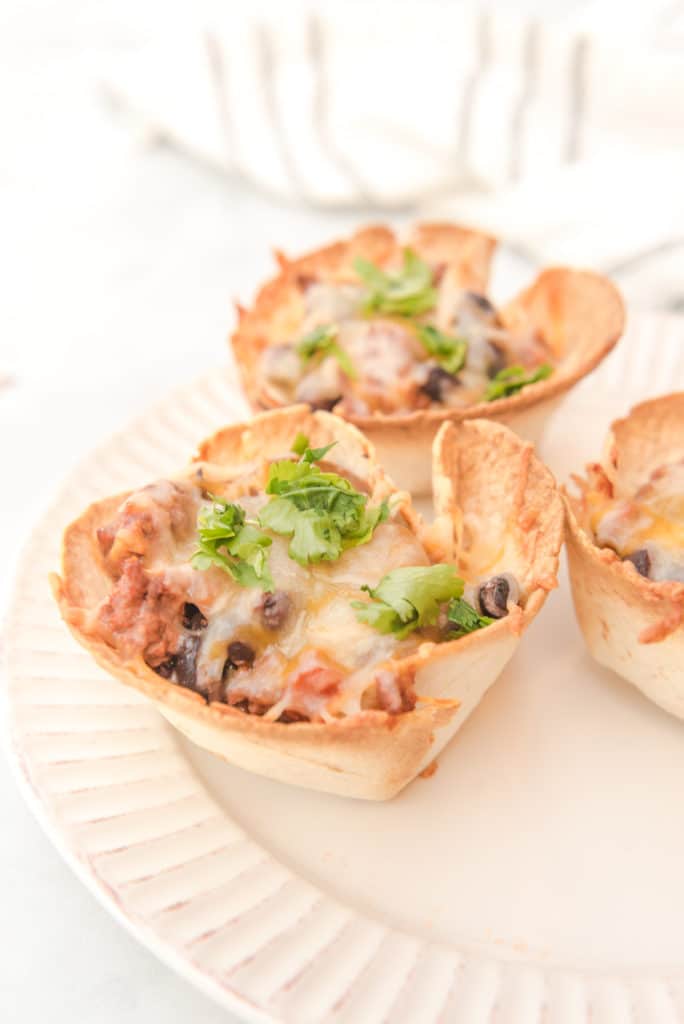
[92,553,415,722]
[97,481,197,568]
[97,557,185,667]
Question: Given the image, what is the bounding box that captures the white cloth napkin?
[104,0,684,307]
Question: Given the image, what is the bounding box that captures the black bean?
[259,591,292,630]
[182,602,208,631]
[154,658,176,679]
[624,548,651,578]
[204,678,225,704]
[227,640,255,668]
[479,576,511,618]
[296,272,317,292]
[308,395,342,412]
[422,365,458,403]
[463,291,497,318]
[277,710,308,723]
[175,634,201,688]
[487,342,507,378]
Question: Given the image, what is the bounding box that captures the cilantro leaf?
[354,248,437,317]
[446,597,493,637]
[352,564,464,639]
[296,323,357,379]
[304,442,336,463]
[288,510,343,565]
[192,498,273,589]
[484,363,552,402]
[342,501,388,551]
[259,441,388,565]
[416,324,468,375]
[290,434,337,463]
[291,432,309,456]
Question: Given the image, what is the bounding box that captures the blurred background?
[1,0,683,1020]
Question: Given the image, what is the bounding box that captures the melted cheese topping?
[591,458,684,581]
[102,470,431,719]
[261,269,549,415]
[192,514,428,715]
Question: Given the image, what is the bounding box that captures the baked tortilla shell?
[565,393,684,718]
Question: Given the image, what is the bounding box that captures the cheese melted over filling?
[590,458,684,582]
[261,274,551,415]
[94,473,434,721]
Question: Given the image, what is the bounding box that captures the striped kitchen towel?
[104,0,684,208]
[104,0,684,304]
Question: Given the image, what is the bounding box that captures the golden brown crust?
[565,393,684,717]
[434,419,563,623]
[54,408,563,799]
[196,403,386,495]
[603,392,684,497]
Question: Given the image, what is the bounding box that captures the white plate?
[5,313,684,1024]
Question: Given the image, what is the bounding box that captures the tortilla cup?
[565,394,684,717]
[232,222,625,493]
[53,407,563,800]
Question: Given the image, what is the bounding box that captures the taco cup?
[565,394,684,717]
[232,222,625,493]
[53,407,563,799]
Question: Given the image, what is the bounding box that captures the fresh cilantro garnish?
[446,597,493,637]
[259,441,388,565]
[484,363,552,402]
[296,323,357,379]
[290,435,336,463]
[291,432,309,457]
[352,564,464,639]
[416,324,468,375]
[192,498,273,589]
[354,248,438,318]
